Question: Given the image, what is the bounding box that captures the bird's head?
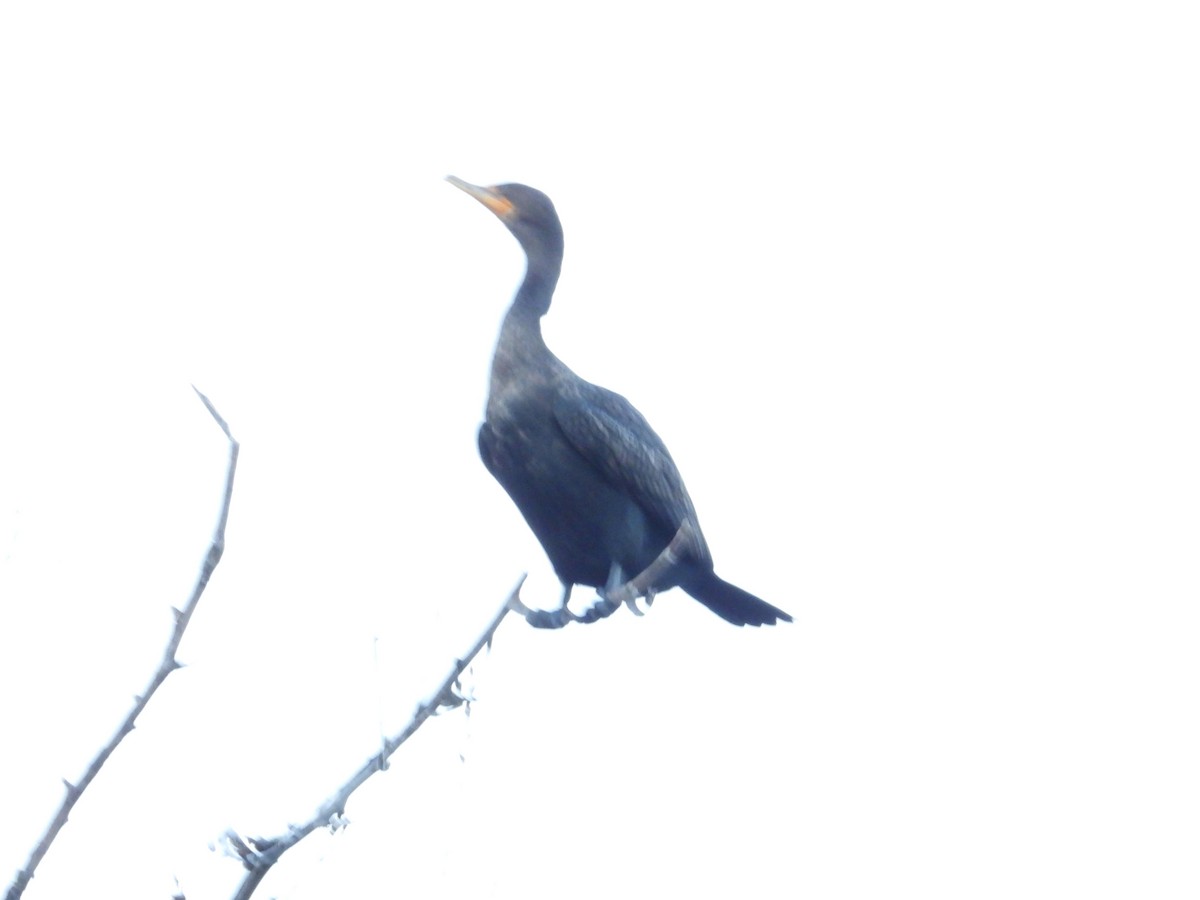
[446,177,564,266]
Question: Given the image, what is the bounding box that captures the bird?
[447,176,792,628]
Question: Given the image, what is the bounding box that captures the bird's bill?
[445,175,515,220]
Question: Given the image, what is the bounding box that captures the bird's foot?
[575,565,663,623]
[524,606,578,629]
[506,589,584,629]
[515,589,650,628]
[576,591,624,623]
[507,553,670,629]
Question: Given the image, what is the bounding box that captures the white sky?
[2,2,1198,898]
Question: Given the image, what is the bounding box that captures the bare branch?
[226,576,526,900]
[5,389,239,900]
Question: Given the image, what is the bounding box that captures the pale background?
[2,2,1198,898]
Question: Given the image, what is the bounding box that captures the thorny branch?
[4,388,239,900]
[226,576,524,900]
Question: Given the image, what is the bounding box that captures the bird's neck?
[487,244,564,405]
[489,264,562,404]
[511,248,561,319]
[495,289,550,372]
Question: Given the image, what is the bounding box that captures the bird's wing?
[553,381,710,562]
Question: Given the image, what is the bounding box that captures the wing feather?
[552,382,710,562]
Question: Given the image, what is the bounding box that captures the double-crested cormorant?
[448,177,792,627]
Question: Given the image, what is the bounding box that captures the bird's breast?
[478,400,660,588]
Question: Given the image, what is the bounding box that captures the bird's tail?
[675,568,792,627]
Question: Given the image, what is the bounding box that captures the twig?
[226,576,526,900]
[5,388,239,900]
[508,521,696,628]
